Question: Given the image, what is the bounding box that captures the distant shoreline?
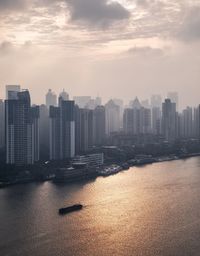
[1,153,200,189]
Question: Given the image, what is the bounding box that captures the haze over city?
[0,0,200,108]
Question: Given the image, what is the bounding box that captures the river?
[1,157,200,256]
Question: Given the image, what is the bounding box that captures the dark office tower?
[59,89,69,101]
[49,99,75,160]
[88,110,94,148]
[5,90,39,165]
[79,109,94,153]
[105,100,120,136]
[123,108,134,135]
[31,106,40,162]
[46,89,57,108]
[0,100,5,149]
[6,85,21,99]
[141,107,151,134]
[180,107,193,139]
[194,105,200,139]
[93,106,106,146]
[75,105,81,155]
[152,107,161,135]
[60,99,75,159]
[162,99,177,141]
[167,92,179,111]
[49,106,60,160]
[39,104,49,160]
[151,95,162,109]
[113,98,124,129]
[175,112,181,140]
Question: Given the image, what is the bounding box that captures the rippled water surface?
[1,157,200,256]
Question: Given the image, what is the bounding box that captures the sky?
[0,0,200,108]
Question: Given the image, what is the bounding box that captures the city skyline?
[1,84,199,166]
[0,85,197,111]
[1,2,200,256]
[0,0,200,108]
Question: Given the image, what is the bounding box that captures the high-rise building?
[93,106,106,146]
[129,97,141,109]
[31,106,40,162]
[152,107,161,135]
[59,89,69,101]
[124,98,151,135]
[105,100,120,136]
[123,108,134,135]
[6,85,21,99]
[194,105,200,139]
[162,99,177,141]
[5,90,39,165]
[46,89,57,108]
[167,92,179,110]
[141,99,150,109]
[141,107,151,134]
[0,100,5,149]
[39,104,49,160]
[49,99,75,160]
[73,96,91,108]
[95,97,102,107]
[75,108,94,153]
[113,98,124,129]
[151,95,162,109]
[180,107,193,138]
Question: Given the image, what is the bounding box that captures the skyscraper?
[39,104,49,160]
[93,106,106,146]
[46,89,57,108]
[75,108,94,153]
[6,85,21,99]
[123,98,151,135]
[0,100,5,149]
[5,90,39,165]
[194,105,200,139]
[152,107,161,135]
[180,107,193,138]
[73,96,91,108]
[113,98,124,129]
[49,98,75,160]
[162,99,177,141]
[105,100,120,136]
[59,89,69,101]
[151,94,162,109]
[123,108,134,135]
[167,92,179,111]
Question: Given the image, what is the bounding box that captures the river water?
[1,157,200,256]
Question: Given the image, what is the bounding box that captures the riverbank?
[1,152,200,189]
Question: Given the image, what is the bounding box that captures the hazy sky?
[0,0,200,108]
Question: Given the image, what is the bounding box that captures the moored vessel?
[59,204,83,215]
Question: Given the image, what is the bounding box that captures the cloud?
[0,0,27,12]
[177,6,200,42]
[66,0,130,28]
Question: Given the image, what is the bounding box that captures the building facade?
[49,98,75,160]
[162,99,177,141]
[5,90,39,165]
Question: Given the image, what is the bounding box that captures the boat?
[59,204,83,215]
[98,165,122,177]
[53,165,98,183]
